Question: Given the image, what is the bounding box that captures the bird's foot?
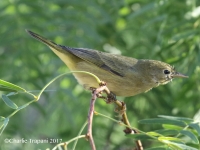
[90,80,116,104]
[90,87,103,98]
[105,92,116,104]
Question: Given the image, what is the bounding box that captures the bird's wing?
[60,45,137,77]
[25,30,137,77]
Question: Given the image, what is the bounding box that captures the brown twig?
[87,85,110,150]
[86,93,96,150]
[99,82,143,150]
[87,82,143,150]
[114,100,143,150]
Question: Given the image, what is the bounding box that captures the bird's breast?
[73,61,156,96]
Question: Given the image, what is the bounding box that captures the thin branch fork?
[86,82,143,150]
[87,85,109,150]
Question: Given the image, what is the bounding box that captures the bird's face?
[149,61,188,85]
[155,65,176,85]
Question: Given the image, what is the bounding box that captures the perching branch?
[88,81,143,150]
[86,90,97,150]
[86,84,111,150]
[114,100,143,150]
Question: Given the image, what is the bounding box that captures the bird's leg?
[106,92,117,103]
[99,81,117,103]
[90,87,103,98]
[90,81,116,103]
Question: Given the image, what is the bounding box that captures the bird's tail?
[26,30,61,51]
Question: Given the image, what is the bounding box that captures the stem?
[87,85,110,150]
[7,99,35,118]
[91,81,144,150]
[114,100,144,150]
[72,121,88,150]
[71,71,101,84]
[37,71,101,101]
[37,72,69,100]
[87,94,97,150]
[52,135,86,150]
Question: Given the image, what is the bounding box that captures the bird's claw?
[90,87,116,104]
[105,92,116,103]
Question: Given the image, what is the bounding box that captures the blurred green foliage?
[0,0,200,149]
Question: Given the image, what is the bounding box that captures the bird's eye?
[164,70,170,74]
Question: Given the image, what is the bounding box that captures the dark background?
[0,0,200,149]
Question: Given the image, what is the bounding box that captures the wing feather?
[60,45,137,77]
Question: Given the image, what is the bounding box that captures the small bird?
[26,30,188,97]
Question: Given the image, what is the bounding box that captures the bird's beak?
[172,72,188,78]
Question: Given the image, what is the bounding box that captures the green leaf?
[158,137,183,143]
[189,123,200,136]
[0,122,4,131]
[6,92,17,96]
[165,141,198,150]
[154,129,179,136]
[139,118,186,127]
[17,103,30,110]
[147,131,163,137]
[193,110,200,123]
[0,79,26,92]
[0,116,5,122]
[168,144,182,150]
[158,115,193,122]
[162,124,183,131]
[0,86,17,92]
[172,29,200,41]
[180,130,199,144]
[126,133,155,140]
[0,117,5,131]
[0,118,9,136]
[172,143,198,150]
[2,94,18,109]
